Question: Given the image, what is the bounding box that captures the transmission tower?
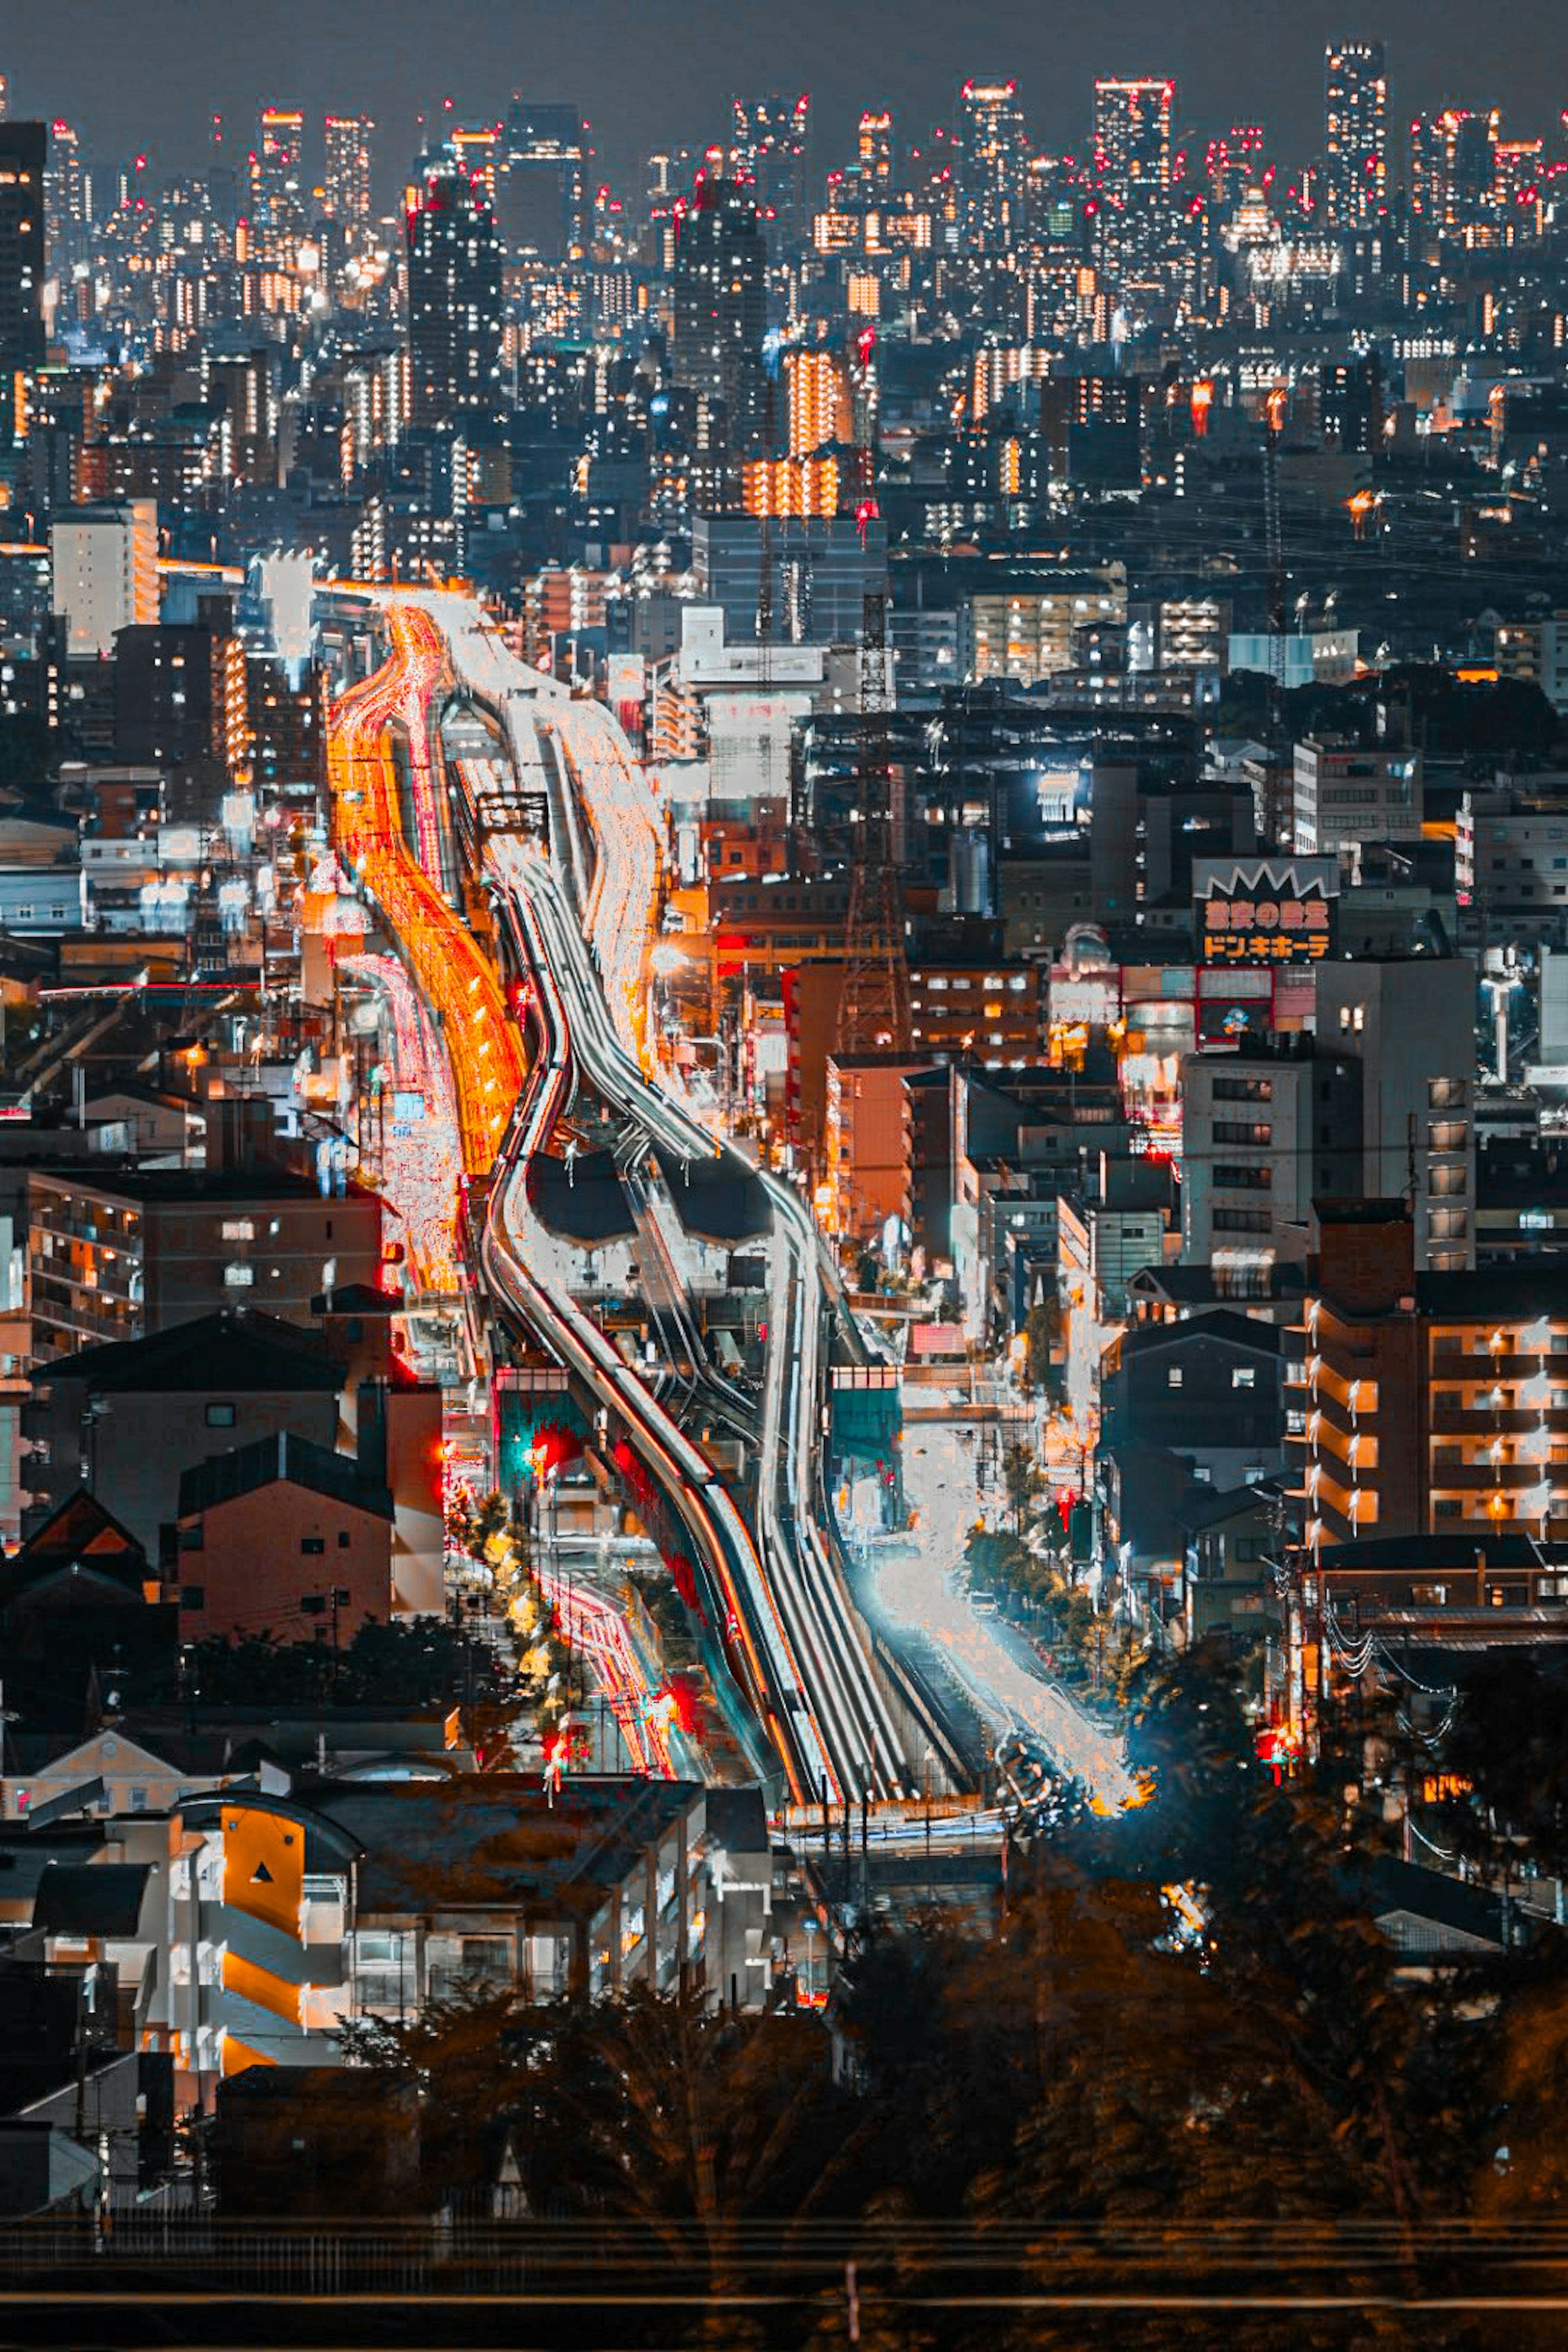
[834,590,911,1057]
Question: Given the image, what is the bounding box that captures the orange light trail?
[327,603,525,1175]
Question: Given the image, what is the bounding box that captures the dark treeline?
[293,1642,1568,2348]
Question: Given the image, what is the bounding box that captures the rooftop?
[37,1310,342,1397]
[179,1432,392,1523]
[299,1775,703,1917]
[30,1162,375,1205]
[31,1862,151,1939]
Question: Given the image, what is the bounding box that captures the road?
[370,590,913,1805]
[880,1425,1135,1808]
[335,949,461,1292]
[479,857,822,1798]
[485,766,908,1806]
[330,609,687,1780]
[328,605,523,1174]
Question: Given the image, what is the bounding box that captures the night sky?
[7,0,1564,196]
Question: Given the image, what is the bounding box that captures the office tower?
[44,119,86,282]
[323,114,374,226]
[1317,354,1386,454]
[1410,107,1499,230]
[1091,78,1174,282]
[856,110,894,196]
[730,93,810,249]
[671,176,768,461]
[0,74,9,121]
[453,122,502,211]
[1324,40,1389,227]
[1093,77,1175,199]
[251,108,305,227]
[405,147,503,430]
[50,499,159,656]
[497,102,585,263]
[0,118,46,413]
[959,79,1026,250]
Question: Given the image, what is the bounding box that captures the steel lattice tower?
[834,592,911,1056]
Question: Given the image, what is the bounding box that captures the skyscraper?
[855,111,894,200]
[959,80,1027,250]
[453,124,502,213]
[1410,107,1498,230]
[1091,78,1176,283]
[671,175,768,461]
[252,108,305,228]
[497,102,585,264]
[405,147,503,430]
[1324,41,1389,227]
[0,118,46,421]
[44,118,86,282]
[323,115,374,228]
[730,94,811,250]
[1093,77,1175,200]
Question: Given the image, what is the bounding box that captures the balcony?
[1432,1349,1568,1381]
[1428,1461,1558,1492]
[1430,1405,1559,1439]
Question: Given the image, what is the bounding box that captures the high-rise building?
[1091,79,1175,283]
[497,102,585,264]
[784,348,852,457]
[252,108,305,227]
[0,119,47,424]
[50,499,160,657]
[452,123,502,211]
[1093,77,1175,198]
[405,147,504,430]
[856,111,894,198]
[1324,41,1389,227]
[44,119,86,282]
[959,79,1027,251]
[113,593,250,786]
[323,114,374,227]
[1409,107,1498,230]
[671,176,768,463]
[730,93,811,250]
[0,74,9,121]
[1313,957,1475,1272]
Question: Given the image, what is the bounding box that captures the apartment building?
[1180,1035,1363,1263]
[1455,779,1568,944]
[27,1163,382,1362]
[1292,733,1423,856]
[1313,957,1477,1271]
[1292,1199,1568,1555]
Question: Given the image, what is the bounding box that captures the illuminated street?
[878,1423,1133,1806]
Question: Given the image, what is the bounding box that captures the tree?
[1024,1296,1061,1395]
[1432,1652,1568,1881]
[1001,1440,1042,1532]
[964,1524,1029,1589]
[349,1983,872,2342]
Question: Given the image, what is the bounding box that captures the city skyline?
[6,0,1567,199]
